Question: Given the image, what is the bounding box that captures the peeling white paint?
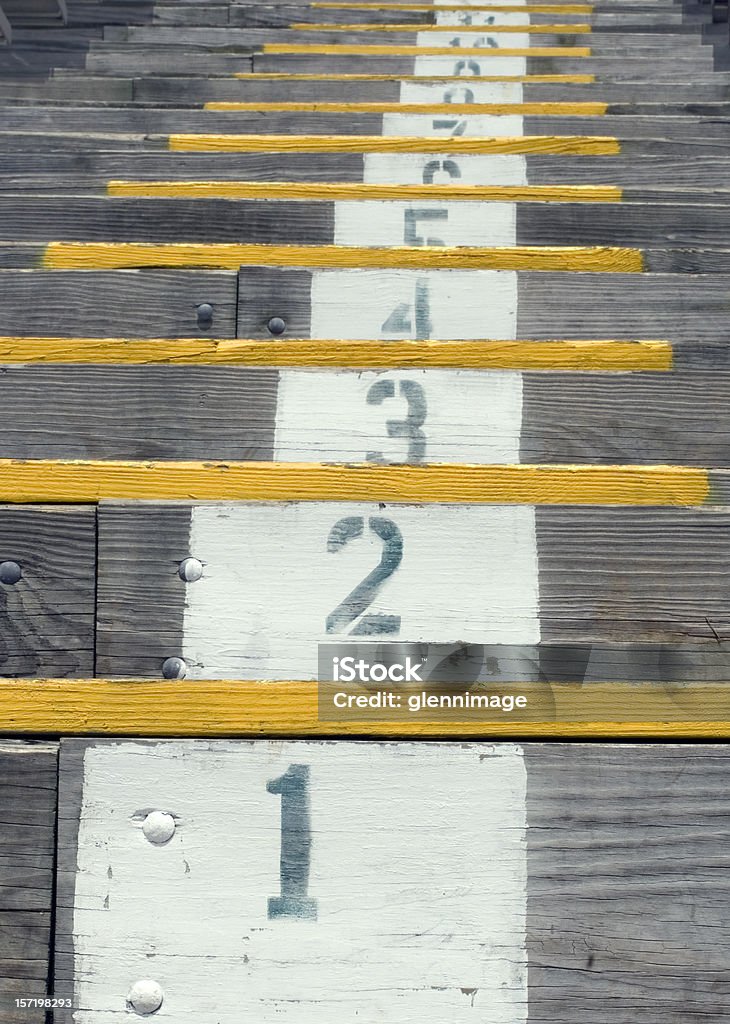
[70,740,528,1024]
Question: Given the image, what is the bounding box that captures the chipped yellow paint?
[263,43,591,55]
[289,22,592,31]
[203,101,608,115]
[168,133,620,154]
[107,180,621,201]
[0,337,672,371]
[2,680,730,739]
[42,242,641,272]
[0,461,707,504]
[232,72,595,82]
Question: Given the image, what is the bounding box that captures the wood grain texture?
[0,461,710,504]
[55,740,527,1021]
[0,507,95,677]
[0,270,237,336]
[525,744,730,1022]
[39,242,641,271]
[4,680,730,736]
[0,741,58,1024]
[0,337,672,369]
[6,198,730,252]
[237,267,730,347]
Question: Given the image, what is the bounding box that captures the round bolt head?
[196,302,214,323]
[267,316,286,336]
[0,561,21,585]
[162,656,187,680]
[178,556,203,583]
[142,810,176,845]
[127,979,164,1016]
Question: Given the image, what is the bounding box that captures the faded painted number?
[267,764,318,921]
[326,516,403,635]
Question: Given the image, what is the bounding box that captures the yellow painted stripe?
[289,22,592,31]
[107,181,621,202]
[3,680,730,739]
[312,3,594,12]
[0,461,706,504]
[263,43,591,55]
[204,101,607,115]
[168,134,620,154]
[0,337,673,371]
[42,242,641,272]
[233,72,596,82]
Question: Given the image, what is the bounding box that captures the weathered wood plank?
[237,266,730,344]
[94,501,730,678]
[3,197,730,251]
[0,741,58,1024]
[526,744,730,1023]
[0,362,725,466]
[0,270,237,335]
[54,740,730,1022]
[55,740,527,1018]
[8,151,730,191]
[0,507,95,677]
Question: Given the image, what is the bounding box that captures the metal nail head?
[267,316,286,336]
[162,657,187,680]
[196,303,214,326]
[0,561,21,585]
[178,557,203,583]
[142,810,176,845]
[127,980,164,1016]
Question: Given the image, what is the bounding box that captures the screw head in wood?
[196,302,214,326]
[178,557,203,583]
[127,980,164,1016]
[142,810,176,845]
[267,316,286,335]
[0,561,21,584]
[162,656,187,680]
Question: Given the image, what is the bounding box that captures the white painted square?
[70,740,527,1023]
[179,502,539,678]
[273,368,523,463]
[413,55,527,77]
[309,269,518,340]
[420,29,531,46]
[434,11,531,25]
[333,200,516,246]
[398,79,524,102]
[381,112,524,136]
[363,152,528,185]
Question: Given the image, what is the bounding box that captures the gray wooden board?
[2,0,66,24]
[0,269,237,335]
[95,501,730,679]
[5,130,730,162]
[127,77,730,103]
[51,739,730,1023]
[0,3,11,45]
[7,108,730,136]
[524,743,730,1024]
[103,26,710,48]
[252,54,716,75]
[9,152,730,191]
[5,198,730,250]
[236,267,730,347]
[229,5,690,25]
[1,364,730,466]
[0,741,58,1024]
[0,76,135,102]
[0,507,95,678]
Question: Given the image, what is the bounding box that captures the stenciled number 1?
[267,764,318,920]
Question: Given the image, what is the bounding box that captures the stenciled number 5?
[326,516,403,635]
